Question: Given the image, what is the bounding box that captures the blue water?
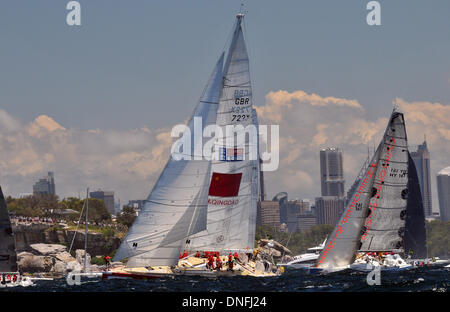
[2,266,449,292]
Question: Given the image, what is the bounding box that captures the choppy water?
[2,266,449,292]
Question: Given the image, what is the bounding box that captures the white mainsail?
[316,109,408,269]
[113,54,224,267]
[359,111,408,252]
[185,13,259,252]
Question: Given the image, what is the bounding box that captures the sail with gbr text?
[186,14,259,253]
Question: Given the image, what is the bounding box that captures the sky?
[0,1,449,212]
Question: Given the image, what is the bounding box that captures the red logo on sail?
[208,172,242,197]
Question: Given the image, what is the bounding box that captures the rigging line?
[367,206,406,210]
[199,100,219,105]
[385,134,407,140]
[365,228,406,232]
[144,200,209,208]
[373,181,408,187]
[381,144,408,149]
[223,82,252,88]
[379,159,408,164]
[68,199,87,255]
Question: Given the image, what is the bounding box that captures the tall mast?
[223,13,244,78]
[84,187,89,273]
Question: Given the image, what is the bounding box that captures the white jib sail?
[316,147,381,269]
[113,54,224,267]
[186,14,259,253]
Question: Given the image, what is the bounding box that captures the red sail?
[208,172,242,197]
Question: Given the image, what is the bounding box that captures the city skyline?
[0,1,449,209]
[411,140,433,216]
[437,167,450,222]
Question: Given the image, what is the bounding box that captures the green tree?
[426,220,450,258]
[116,205,137,228]
[81,198,111,223]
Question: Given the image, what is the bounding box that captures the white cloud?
[0,113,172,204]
[257,90,450,211]
[0,92,448,213]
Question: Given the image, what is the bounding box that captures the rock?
[30,243,66,256]
[67,260,82,272]
[76,249,91,265]
[18,255,54,273]
[55,251,76,263]
[51,260,68,274]
[17,251,34,258]
[12,223,121,257]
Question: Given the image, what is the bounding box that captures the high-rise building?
[90,190,115,215]
[257,201,281,230]
[298,212,317,232]
[33,172,56,196]
[284,199,310,233]
[410,139,433,216]
[437,167,450,222]
[315,196,345,225]
[320,148,345,197]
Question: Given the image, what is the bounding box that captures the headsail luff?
[0,186,18,272]
[404,152,428,259]
[113,54,224,267]
[186,14,259,252]
[359,111,408,253]
[316,109,407,269]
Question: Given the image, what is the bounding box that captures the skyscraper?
[315,196,345,225]
[33,172,56,196]
[257,201,281,230]
[90,190,115,215]
[410,139,432,216]
[320,148,345,197]
[437,167,450,222]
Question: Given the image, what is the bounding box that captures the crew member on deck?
[207,254,215,270]
[215,257,222,271]
[227,253,234,271]
[195,251,201,258]
[104,255,111,269]
[233,252,240,262]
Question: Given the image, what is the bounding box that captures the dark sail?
[404,152,428,259]
[0,186,18,272]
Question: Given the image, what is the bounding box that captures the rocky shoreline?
[12,223,121,257]
[17,243,101,276]
[12,223,122,276]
